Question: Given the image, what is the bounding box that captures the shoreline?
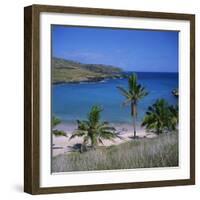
[53,74,124,85]
[52,122,157,157]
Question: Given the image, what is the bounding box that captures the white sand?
[52,122,157,157]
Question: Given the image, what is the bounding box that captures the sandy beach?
[52,122,157,157]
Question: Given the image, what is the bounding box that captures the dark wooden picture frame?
[24,4,195,195]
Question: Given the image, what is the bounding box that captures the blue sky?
[52,25,178,72]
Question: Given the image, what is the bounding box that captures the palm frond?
[99,130,117,139]
[142,99,178,134]
[122,98,131,106]
[70,105,117,149]
[128,73,137,92]
[98,138,104,145]
[117,86,132,99]
[70,130,87,140]
[97,123,116,131]
[88,105,103,126]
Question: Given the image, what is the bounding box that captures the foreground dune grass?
[52,132,178,172]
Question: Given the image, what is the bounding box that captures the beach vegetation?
[52,131,178,172]
[53,130,67,137]
[52,116,67,137]
[142,99,178,134]
[117,73,148,138]
[70,105,117,152]
[168,105,179,131]
[52,116,61,126]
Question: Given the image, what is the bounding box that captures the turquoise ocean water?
[52,72,178,124]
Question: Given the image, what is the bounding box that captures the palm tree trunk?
[91,134,97,150]
[131,102,137,138]
[133,114,136,138]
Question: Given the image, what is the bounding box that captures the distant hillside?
[52,57,123,84]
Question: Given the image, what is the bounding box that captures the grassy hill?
[52,57,123,84]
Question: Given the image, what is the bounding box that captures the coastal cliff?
[52,57,123,84]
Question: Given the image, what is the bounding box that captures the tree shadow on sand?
[67,143,88,153]
[128,135,147,140]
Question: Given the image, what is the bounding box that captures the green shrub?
[53,130,67,137]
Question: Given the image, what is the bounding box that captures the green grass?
[52,132,178,172]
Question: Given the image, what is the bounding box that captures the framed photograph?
[24,4,195,194]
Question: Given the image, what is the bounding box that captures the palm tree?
[142,99,178,134]
[70,105,117,152]
[168,105,178,131]
[117,73,148,138]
